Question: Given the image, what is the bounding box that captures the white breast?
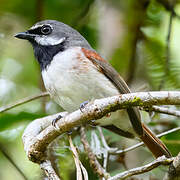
[42,47,134,133]
[42,47,118,111]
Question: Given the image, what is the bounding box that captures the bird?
[15,20,171,158]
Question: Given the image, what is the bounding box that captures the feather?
[82,47,171,158]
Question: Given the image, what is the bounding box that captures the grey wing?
[90,57,143,136]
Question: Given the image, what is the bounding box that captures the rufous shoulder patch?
[81,48,107,62]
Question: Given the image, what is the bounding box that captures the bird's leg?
[80,100,97,126]
[52,115,73,134]
[52,114,63,128]
[80,100,89,112]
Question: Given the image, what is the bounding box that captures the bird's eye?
[41,25,52,35]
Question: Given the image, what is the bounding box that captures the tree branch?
[111,126,180,155]
[108,156,174,180]
[164,153,180,180]
[145,105,180,117]
[0,92,49,113]
[22,91,180,163]
[79,126,110,179]
[40,160,60,180]
[68,134,88,180]
[97,126,117,153]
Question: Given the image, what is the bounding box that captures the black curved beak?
[14,31,35,40]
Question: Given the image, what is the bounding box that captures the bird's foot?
[52,114,63,129]
[52,114,73,134]
[80,100,89,112]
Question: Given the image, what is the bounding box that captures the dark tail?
[126,107,171,158]
[103,123,171,158]
[140,123,171,158]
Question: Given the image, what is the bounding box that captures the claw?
[52,114,63,129]
[80,101,89,112]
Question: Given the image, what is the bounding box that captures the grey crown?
[35,20,93,50]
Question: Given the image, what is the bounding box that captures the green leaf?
[0,111,46,131]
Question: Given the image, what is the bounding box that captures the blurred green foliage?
[0,0,180,179]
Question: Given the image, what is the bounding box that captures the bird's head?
[15,20,91,48]
[15,20,92,69]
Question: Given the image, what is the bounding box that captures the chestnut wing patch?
[82,48,143,136]
[82,48,131,94]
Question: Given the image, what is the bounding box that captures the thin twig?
[0,92,49,113]
[97,127,117,153]
[79,126,110,179]
[68,135,88,180]
[108,156,174,180]
[96,127,113,174]
[47,141,61,178]
[97,127,109,150]
[145,105,180,117]
[111,127,180,155]
[97,127,110,172]
[97,127,127,171]
[40,160,60,180]
[157,127,180,137]
[159,11,174,89]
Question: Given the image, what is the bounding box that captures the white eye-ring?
[41,25,52,35]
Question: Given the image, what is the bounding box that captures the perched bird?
[15,20,171,158]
